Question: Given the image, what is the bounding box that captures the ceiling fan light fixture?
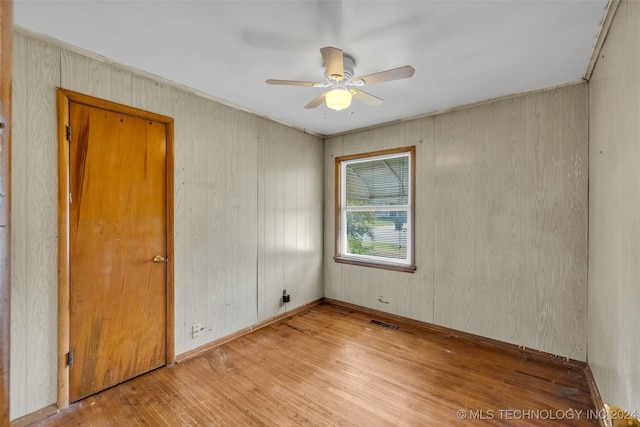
[325,87,352,111]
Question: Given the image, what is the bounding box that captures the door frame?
[0,2,11,425]
[56,88,175,409]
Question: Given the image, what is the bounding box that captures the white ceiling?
[14,1,608,136]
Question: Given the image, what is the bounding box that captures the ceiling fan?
[266,46,415,111]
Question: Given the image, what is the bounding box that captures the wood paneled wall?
[324,83,588,362]
[588,0,640,414]
[11,33,59,421]
[257,119,324,320]
[10,30,323,420]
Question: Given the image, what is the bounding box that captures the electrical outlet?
[191,324,201,339]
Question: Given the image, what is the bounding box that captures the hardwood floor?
[30,303,599,426]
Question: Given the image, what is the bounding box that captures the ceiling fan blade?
[351,89,383,106]
[353,65,415,86]
[266,79,319,87]
[304,92,327,109]
[320,46,344,82]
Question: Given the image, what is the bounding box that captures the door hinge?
[67,350,74,367]
[66,125,72,142]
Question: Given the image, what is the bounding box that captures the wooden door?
[68,101,168,402]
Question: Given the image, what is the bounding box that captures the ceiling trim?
[326,80,587,139]
[583,0,621,81]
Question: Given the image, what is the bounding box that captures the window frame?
[334,146,416,273]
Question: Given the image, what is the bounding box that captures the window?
[334,146,416,272]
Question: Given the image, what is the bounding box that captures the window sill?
[333,256,416,273]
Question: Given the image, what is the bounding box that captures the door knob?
[153,255,167,263]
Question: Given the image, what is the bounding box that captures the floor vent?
[369,319,399,330]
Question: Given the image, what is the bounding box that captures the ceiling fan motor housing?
[325,54,355,83]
